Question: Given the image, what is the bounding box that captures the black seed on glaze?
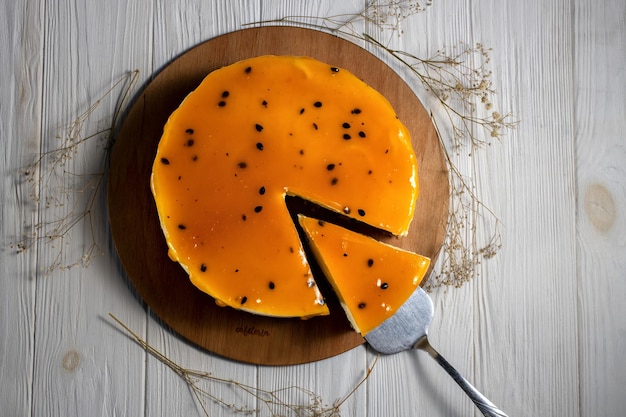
[358,302,366,309]
[256,142,264,150]
[241,296,248,305]
[186,139,195,146]
[359,131,366,138]
[326,163,335,170]
[330,67,339,72]
[343,253,348,257]
[299,149,305,155]
[312,123,318,130]
[185,128,194,134]
[358,209,366,216]
[200,264,207,272]
[178,224,186,230]
[218,101,227,107]
[242,214,247,221]
[317,220,325,227]
[269,281,275,290]
[313,101,322,108]
[299,108,305,115]
[342,122,351,129]
[255,123,264,132]
[381,282,389,290]
[222,91,230,98]
[351,108,362,114]
[262,100,268,107]
[367,259,374,267]
[192,155,198,161]
[254,205,263,213]
[238,162,247,169]
[161,157,170,165]
[343,134,351,140]
[331,177,338,185]
[245,66,252,73]
[259,186,266,195]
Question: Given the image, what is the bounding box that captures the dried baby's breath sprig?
[13,69,139,273]
[424,117,503,290]
[245,0,431,38]
[363,35,517,152]
[109,314,376,417]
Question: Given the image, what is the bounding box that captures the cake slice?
[298,215,430,335]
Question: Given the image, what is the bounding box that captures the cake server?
[365,287,509,417]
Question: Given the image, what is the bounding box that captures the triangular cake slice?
[298,215,430,335]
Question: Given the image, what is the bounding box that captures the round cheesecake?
[151,55,423,322]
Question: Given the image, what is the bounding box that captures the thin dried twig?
[109,314,376,417]
[12,69,140,273]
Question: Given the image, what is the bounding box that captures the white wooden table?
[2,1,625,416]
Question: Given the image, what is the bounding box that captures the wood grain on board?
[108,26,449,365]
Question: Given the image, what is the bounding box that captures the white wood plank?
[0,1,44,416]
[574,2,626,417]
[470,1,581,416]
[30,1,154,416]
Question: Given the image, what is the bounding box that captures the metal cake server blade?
[365,287,509,417]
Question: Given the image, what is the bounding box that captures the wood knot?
[62,350,80,372]
[584,183,616,233]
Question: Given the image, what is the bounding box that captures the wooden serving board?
[108,26,449,365]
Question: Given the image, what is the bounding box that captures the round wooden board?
[108,26,449,365]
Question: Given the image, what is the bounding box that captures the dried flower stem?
[109,314,376,417]
[245,0,431,38]
[13,69,140,273]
